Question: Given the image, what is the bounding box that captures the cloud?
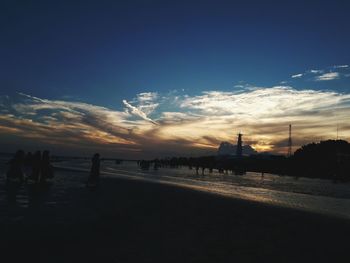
[309,69,324,74]
[291,73,303,78]
[127,91,160,116]
[1,87,350,157]
[0,93,140,148]
[315,72,340,81]
[158,112,201,124]
[177,86,350,152]
[289,64,349,81]
[333,65,349,68]
[122,100,158,125]
[137,92,158,102]
[180,86,349,118]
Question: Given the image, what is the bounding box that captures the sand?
[1,170,350,263]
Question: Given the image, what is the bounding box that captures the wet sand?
[1,172,350,263]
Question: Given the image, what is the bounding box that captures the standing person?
[28,151,41,183]
[88,153,100,187]
[40,150,54,183]
[6,150,25,183]
[23,152,33,178]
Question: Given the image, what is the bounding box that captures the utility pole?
[337,124,339,140]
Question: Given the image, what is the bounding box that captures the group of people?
[6,150,101,188]
[6,150,54,184]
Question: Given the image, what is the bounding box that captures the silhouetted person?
[6,150,25,182]
[23,151,33,178]
[40,150,53,183]
[24,152,33,165]
[88,153,100,186]
[28,151,41,183]
[195,164,199,175]
[140,160,150,170]
[153,159,160,170]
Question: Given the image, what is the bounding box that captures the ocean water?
[1,155,350,220]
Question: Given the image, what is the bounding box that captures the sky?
[1,0,350,158]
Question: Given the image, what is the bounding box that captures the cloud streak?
[291,73,303,78]
[122,99,158,125]
[333,65,349,69]
[315,72,340,81]
[309,69,324,74]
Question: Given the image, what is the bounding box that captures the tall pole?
[288,124,292,157]
[337,123,339,140]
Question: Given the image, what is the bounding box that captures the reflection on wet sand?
[2,158,350,223]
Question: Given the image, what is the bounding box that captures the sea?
[1,153,350,221]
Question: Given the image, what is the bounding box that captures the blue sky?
[1,0,350,157]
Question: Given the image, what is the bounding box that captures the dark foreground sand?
[1,173,350,263]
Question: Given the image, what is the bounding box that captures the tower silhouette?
[287,124,292,157]
[236,132,243,157]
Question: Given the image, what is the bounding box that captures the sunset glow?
[1,85,350,157]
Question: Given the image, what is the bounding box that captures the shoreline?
[53,165,350,220]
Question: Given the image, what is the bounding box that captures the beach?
[1,167,350,263]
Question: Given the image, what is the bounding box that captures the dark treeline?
[291,140,350,180]
[139,140,350,182]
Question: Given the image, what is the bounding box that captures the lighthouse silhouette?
[236,133,243,157]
